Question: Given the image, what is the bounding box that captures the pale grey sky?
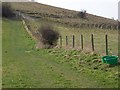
[36,0,119,20]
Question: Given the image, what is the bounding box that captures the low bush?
[78,10,86,19]
[38,24,59,48]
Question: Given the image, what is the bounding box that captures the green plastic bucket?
[102,55,118,65]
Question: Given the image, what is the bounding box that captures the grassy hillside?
[2,2,116,55]
[2,18,119,88]
[10,2,118,29]
[2,1,119,88]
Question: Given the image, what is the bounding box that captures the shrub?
[2,2,15,18]
[78,10,86,19]
[38,24,59,48]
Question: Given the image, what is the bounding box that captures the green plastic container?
[102,55,118,65]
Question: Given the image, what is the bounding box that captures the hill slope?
[10,2,118,29]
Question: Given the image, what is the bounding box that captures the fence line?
[72,35,75,48]
[66,36,68,46]
[81,34,83,50]
[59,34,110,55]
[105,34,108,55]
[91,34,94,51]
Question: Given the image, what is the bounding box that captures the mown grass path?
[2,19,118,88]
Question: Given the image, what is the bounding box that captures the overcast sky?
[36,0,119,20]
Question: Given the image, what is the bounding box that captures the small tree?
[38,24,59,48]
[2,3,15,18]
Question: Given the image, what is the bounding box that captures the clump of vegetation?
[78,10,86,19]
[38,24,59,48]
[2,2,15,18]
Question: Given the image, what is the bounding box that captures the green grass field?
[2,18,119,88]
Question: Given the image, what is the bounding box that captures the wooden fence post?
[91,34,94,51]
[81,34,83,50]
[72,35,75,48]
[60,36,62,48]
[66,36,68,46]
[105,34,108,55]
